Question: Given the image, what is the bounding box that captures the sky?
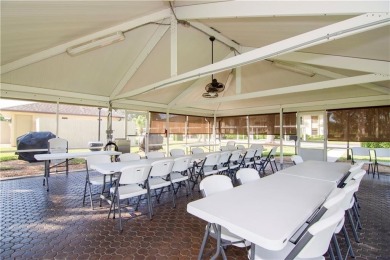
[0,99,34,109]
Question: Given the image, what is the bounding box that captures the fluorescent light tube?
[66,32,125,56]
[273,61,316,77]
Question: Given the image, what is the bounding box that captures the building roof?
[1,103,124,118]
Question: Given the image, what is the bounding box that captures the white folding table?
[277,160,350,184]
[187,174,336,258]
[34,150,121,191]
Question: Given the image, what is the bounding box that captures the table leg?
[210,224,222,260]
[100,175,107,207]
[43,160,50,191]
[250,243,255,260]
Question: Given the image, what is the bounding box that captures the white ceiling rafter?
[0,83,109,107]
[175,1,389,19]
[112,12,389,101]
[176,74,389,107]
[188,22,241,52]
[0,9,171,75]
[293,62,390,94]
[274,52,390,74]
[110,21,170,99]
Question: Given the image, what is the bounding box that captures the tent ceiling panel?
[301,25,390,62]
[1,1,167,65]
[1,25,160,97]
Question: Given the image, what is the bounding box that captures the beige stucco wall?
[1,111,136,148]
[0,121,11,144]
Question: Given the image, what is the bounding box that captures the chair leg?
[108,192,115,219]
[332,234,343,260]
[171,183,176,208]
[117,194,122,231]
[328,242,335,260]
[347,209,360,243]
[342,224,355,258]
[88,182,94,210]
[354,193,361,210]
[352,204,362,229]
[82,177,88,206]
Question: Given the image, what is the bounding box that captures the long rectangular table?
[187,174,335,252]
[34,150,121,191]
[277,160,350,183]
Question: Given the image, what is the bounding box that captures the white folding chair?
[291,155,304,165]
[250,209,345,260]
[198,175,250,259]
[227,150,242,182]
[373,148,390,178]
[147,159,175,218]
[83,154,114,209]
[108,164,151,231]
[170,148,185,157]
[350,147,373,175]
[217,151,231,175]
[170,156,192,197]
[236,144,246,150]
[48,137,69,174]
[192,147,204,154]
[239,148,256,169]
[236,168,260,185]
[146,151,165,159]
[226,141,236,147]
[258,146,278,175]
[196,153,220,180]
[118,153,141,162]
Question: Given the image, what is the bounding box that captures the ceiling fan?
[202,36,225,98]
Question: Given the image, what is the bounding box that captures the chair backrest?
[351,147,371,162]
[199,175,233,197]
[192,147,204,154]
[270,146,278,156]
[350,169,366,192]
[229,150,242,162]
[295,209,345,259]
[203,153,220,167]
[118,153,141,162]
[172,156,191,172]
[218,151,231,165]
[119,164,151,185]
[146,151,165,159]
[170,148,185,157]
[374,148,390,162]
[322,188,346,217]
[250,144,263,150]
[48,138,68,153]
[86,155,112,170]
[291,155,304,165]
[236,144,246,150]
[341,179,360,210]
[243,148,256,160]
[349,162,364,172]
[149,159,174,177]
[226,141,236,146]
[236,168,260,185]
[220,146,229,151]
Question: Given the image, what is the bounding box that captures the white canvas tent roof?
[1,1,389,117]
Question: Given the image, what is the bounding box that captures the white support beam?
[189,21,241,52]
[1,9,171,75]
[190,74,389,105]
[175,1,389,19]
[274,52,390,74]
[235,67,242,95]
[295,63,390,94]
[110,23,169,99]
[0,83,108,102]
[113,13,389,101]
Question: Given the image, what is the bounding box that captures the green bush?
[362,142,390,148]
